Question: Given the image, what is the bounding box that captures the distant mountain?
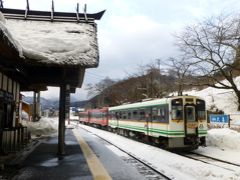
[70,100,88,108]
[23,96,88,110]
[23,96,58,110]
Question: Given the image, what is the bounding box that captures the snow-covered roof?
[0,12,99,67]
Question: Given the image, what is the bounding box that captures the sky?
[4,0,240,101]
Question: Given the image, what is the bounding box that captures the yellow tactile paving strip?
[73,129,112,180]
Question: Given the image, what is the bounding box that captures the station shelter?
[0,3,104,155]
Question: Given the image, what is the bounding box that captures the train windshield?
[186,106,195,122]
[171,98,183,120]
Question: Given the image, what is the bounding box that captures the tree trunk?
[236,92,240,111]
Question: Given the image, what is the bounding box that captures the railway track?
[79,125,172,180]
[178,152,240,172]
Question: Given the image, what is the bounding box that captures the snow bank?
[21,117,58,138]
[207,128,240,150]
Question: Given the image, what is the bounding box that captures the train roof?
[109,95,204,111]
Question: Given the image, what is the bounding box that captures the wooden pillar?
[33,91,37,121]
[58,84,70,156]
[33,91,40,121]
[37,91,41,117]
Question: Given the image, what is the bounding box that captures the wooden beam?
[1,8,105,21]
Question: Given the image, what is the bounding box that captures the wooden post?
[58,84,66,156]
[33,91,37,121]
[65,85,70,125]
[228,115,230,128]
[37,91,41,118]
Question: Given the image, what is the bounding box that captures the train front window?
[171,99,183,120]
[186,106,195,122]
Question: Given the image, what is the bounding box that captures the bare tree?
[166,57,194,95]
[177,14,240,110]
[86,77,116,107]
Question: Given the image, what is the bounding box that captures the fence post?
[228,115,230,128]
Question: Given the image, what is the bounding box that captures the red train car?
[79,111,89,124]
[88,107,109,128]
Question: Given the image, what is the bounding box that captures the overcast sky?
[5,0,240,101]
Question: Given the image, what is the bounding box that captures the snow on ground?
[21,117,240,179]
[78,124,240,180]
[21,117,58,138]
[195,128,240,165]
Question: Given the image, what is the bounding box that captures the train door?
[184,104,198,136]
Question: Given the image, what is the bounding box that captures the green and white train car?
[108,95,207,149]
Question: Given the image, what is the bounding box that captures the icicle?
[76,3,80,23]
[24,0,30,19]
[0,0,4,9]
[51,0,54,21]
[83,4,88,22]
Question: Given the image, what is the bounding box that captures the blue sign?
[209,114,229,124]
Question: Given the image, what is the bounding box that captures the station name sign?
[209,114,229,124]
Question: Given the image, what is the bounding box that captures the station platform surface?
[9,128,94,180]
[1,125,147,180]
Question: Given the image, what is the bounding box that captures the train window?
[139,109,145,120]
[110,112,116,119]
[152,107,160,122]
[186,106,195,122]
[122,111,128,119]
[119,112,122,119]
[128,111,132,119]
[151,106,169,123]
[172,99,183,120]
[196,99,206,120]
[132,110,138,120]
[115,112,121,119]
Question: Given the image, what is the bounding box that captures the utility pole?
[156,59,162,97]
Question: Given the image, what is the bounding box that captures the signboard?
[209,114,229,124]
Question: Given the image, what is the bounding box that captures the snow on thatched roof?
[0,12,99,67]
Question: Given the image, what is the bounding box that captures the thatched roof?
[0,12,99,68]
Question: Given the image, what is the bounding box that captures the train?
[79,95,207,150]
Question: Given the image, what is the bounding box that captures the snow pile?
[207,128,240,150]
[21,117,58,138]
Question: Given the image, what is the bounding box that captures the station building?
[0,3,104,155]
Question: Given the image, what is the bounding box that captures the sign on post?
[209,114,230,127]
